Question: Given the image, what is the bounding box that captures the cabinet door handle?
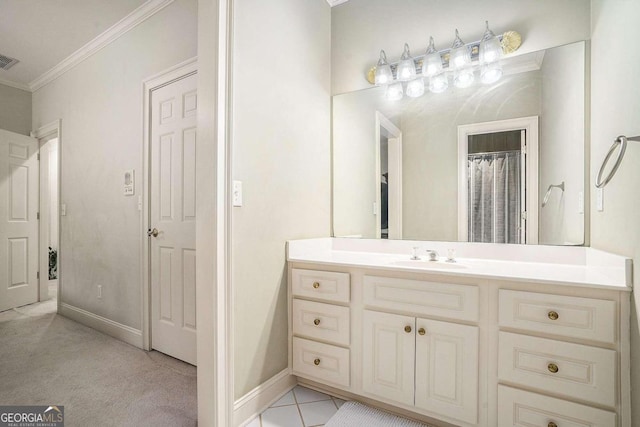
[404,325,412,333]
[548,422,557,427]
[312,282,320,289]
[314,358,321,366]
[548,363,559,374]
[418,328,426,336]
[548,310,559,320]
[313,318,321,326]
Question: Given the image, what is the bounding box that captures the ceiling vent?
[0,54,19,71]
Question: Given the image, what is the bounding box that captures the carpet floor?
[0,299,197,427]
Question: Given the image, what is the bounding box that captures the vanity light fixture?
[368,24,522,100]
[374,50,393,85]
[479,21,503,84]
[396,43,417,81]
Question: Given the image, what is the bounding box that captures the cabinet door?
[415,318,478,425]
[362,310,415,406]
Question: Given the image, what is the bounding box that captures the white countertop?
[287,238,632,291]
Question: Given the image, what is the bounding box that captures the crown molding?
[326,0,350,6]
[29,0,175,92]
[0,77,31,92]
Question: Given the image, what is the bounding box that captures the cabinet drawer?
[498,332,616,407]
[292,337,350,388]
[292,269,350,303]
[499,290,616,343]
[363,275,479,322]
[293,299,350,346]
[497,385,616,427]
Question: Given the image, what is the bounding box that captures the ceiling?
[0,0,147,90]
[0,0,346,92]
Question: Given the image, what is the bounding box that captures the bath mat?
[325,401,432,427]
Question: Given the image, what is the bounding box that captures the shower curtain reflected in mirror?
[468,151,522,244]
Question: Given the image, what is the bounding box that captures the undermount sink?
[390,260,467,270]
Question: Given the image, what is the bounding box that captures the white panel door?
[362,310,415,406]
[0,129,39,312]
[415,318,479,424]
[150,73,197,365]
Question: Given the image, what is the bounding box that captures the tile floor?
[246,385,346,427]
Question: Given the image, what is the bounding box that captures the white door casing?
[0,129,39,312]
[39,137,59,301]
[150,72,198,365]
[375,112,402,239]
[457,116,539,244]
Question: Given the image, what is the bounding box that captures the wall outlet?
[233,181,243,207]
[97,285,102,299]
[578,191,584,214]
[596,188,604,212]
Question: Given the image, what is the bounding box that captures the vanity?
[287,238,632,427]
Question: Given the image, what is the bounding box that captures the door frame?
[141,57,198,351]
[32,120,62,312]
[374,111,402,239]
[457,116,539,244]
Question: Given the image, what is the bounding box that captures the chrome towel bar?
[595,135,640,188]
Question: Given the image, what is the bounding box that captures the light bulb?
[481,62,503,84]
[396,43,416,82]
[429,73,448,93]
[422,36,443,77]
[479,21,502,65]
[374,50,393,86]
[449,29,471,70]
[385,82,404,101]
[406,78,425,98]
[454,68,475,88]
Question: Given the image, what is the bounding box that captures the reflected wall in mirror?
[333,41,586,246]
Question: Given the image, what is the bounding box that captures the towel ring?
[595,135,640,188]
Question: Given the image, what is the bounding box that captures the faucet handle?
[426,250,439,261]
[410,246,421,260]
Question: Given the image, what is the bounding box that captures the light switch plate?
[578,191,584,214]
[61,204,67,216]
[233,181,243,207]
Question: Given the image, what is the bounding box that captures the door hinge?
[37,271,40,279]
[37,153,40,160]
[37,212,40,220]
[521,211,528,221]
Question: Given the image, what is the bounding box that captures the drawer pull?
[548,363,559,373]
[314,358,321,366]
[312,281,320,289]
[418,328,426,336]
[548,310,559,320]
[548,422,557,427]
[313,318,321,326]
[404,325,412,333]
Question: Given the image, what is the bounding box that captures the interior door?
[150,73,197,365]
[0,129,39,312]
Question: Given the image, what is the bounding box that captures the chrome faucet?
[425,250,439,261]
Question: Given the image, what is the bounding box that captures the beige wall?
[232,0,331,398]
[31,0,197,329]
[590,0,640,421]
[0,83,31,135]
[331,0,591,95]
[539,42,586,245]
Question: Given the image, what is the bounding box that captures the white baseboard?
[233,369,296,427]
[59,303,143,348]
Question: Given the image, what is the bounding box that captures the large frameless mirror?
[333,41,587,245]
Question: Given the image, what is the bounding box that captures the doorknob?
[147,228,159,237]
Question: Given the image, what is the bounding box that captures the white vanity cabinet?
[288,250,631,427]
